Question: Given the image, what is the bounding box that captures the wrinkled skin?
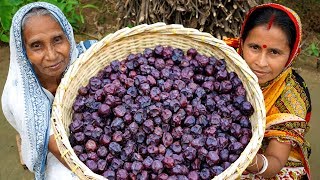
[23,15,70,92]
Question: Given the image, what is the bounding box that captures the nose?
[255,52,268,68]
[46,45,58,61]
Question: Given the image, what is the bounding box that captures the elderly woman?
[224,3,312,180]
[1,2,96,179]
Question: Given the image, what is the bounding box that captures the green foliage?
[307,43,320,57]
[0,0,97,43]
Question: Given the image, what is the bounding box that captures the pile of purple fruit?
[69,45,254,180]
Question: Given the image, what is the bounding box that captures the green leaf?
[81,4,98,10]
[0,5,14,16]
[56,3,67,11]
[67,17,78,26]
[7,0,22,6]
[80,15,84,24]
[66,0,78,5]
[0,33,9,43]
[311,43,316,50]
[73,14,81,23]
[0,15,12,30]
[314,49,319,57]
[42,0,59,7]
[65,4,73,12]
[307,43,320,56]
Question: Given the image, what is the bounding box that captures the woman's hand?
[48,134,70,169]
[246,138,291,178]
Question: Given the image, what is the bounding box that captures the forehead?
[23,15,64,41]
[23,14,61,29]
[245,25,290,48]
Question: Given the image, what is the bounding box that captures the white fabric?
[42,88,55,136]
[45,153,79,180]
[44,82,77,180]
[1,2,80,179]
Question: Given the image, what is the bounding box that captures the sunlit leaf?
[57,3,66,11]
[42,0,59,7]
[65,4,73,12]
[67,0,78,5]
[80,15,84,24]
[314,49,319,57]
[82,4,98,10]
[0,33,9,43]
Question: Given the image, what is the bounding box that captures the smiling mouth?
[253,70,268,77]
[47,61,62,69]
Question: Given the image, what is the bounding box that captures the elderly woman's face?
[23,15,70,80]
[242,25,291,84]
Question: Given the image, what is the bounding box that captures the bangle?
[256,154,268,175]
[247,156,258,168]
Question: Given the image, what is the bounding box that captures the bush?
[0,0,96,43]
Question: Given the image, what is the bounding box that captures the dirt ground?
[293,61,320,179]
[0,45,34,179]
[0,40,319,179]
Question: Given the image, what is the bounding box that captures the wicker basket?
[51,23,266,180]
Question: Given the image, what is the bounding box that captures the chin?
[258,77,275,86]
[47,70,65,78]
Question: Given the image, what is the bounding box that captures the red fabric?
[223,37,240,49]
[305,112,311,123]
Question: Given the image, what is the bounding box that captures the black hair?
[241,7,297,51]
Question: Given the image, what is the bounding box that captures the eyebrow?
[26,31,65,45]
[247,43,284,54]
[247,43,259,47]
[269,48,284,54]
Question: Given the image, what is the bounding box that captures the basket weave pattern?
[51,23,266,179]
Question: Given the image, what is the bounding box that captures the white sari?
[1,2,96,179]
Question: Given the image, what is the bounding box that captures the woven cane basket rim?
[51,23,266,180]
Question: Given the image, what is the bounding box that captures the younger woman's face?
[23,15,71,80]
[242,25,291,84]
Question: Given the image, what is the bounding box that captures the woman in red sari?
[225,3,311,179]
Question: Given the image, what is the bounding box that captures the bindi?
[262,45,267,48]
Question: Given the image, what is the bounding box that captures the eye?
[249,44,260,50]
[53,36,63,44]
[270,49,280,55]
[31,42,41,50]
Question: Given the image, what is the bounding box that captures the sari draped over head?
[1,2,96,179]
[224,3,312,180]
